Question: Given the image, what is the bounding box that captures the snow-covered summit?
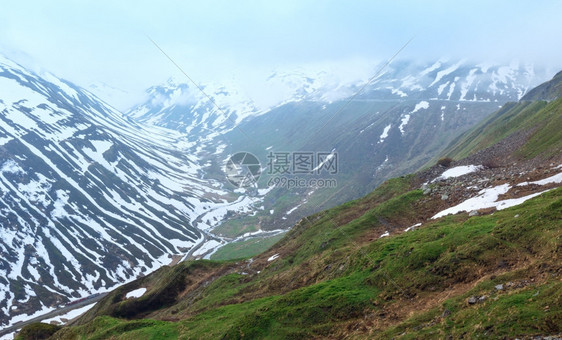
[125,59,546,138]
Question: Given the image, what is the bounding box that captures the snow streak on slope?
[127,60,544,142]
[0,55,260,327]
[127,78,259,137]
[126,67,368,137]
[429,60,463,87]
[378,124,391,143]
[364,60,541,104]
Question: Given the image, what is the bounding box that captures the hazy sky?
[1,0,561,109]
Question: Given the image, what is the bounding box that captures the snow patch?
[192,240,221,257]
[125,288,147,299]
[51,190,70,219]
[432,184,551,219]
[391,88,407,97]
[312,150,336,173]
[412,101,429,113]
[398,115,410,135]
[0,332,15,340]
[41,303,96,325]
[378,124,391,143]
[516,172,562,186]
[267,254,280,262]
[429,61,463,87]
[404,223,422,232]
[286,205,300,215]
[447,81,456,100]
[460,68,478,101]
[437,81,449,96]
[433,165,482,182]
[420,61,442,76]
[1,159,24,174]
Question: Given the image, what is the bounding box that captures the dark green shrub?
[437,157,453,167]
[17,322,61,340]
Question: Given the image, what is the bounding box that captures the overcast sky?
[1,0,561,110]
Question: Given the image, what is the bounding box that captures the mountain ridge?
[521,70,562,102]
[125,59,541,136]
[0,55,230,328]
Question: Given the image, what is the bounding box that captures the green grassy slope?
[443,98,562,160]
[41,180,561,339]
[211,234,285,261]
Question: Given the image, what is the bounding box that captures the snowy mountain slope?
[0,55,261,327]
[178,60,548,232]
[126,59,540,140]
[125,66,372,137]
[360,59,537,103]
[127,78,260,138]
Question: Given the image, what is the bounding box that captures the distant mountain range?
[126,60,539,136]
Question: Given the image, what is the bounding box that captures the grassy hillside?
[443,98,562,161]
[32,176,561,339]
[210,234,285,261]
